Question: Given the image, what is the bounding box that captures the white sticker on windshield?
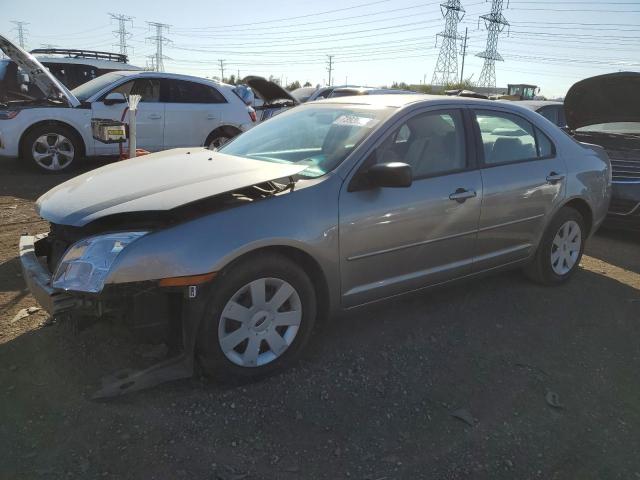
[333,115,379,128]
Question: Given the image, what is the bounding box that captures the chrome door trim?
[346,228,478,261]
[477,213,545,233]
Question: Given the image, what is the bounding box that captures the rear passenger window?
[536,127,554,157]
[474,111,554,165]
[167,79,227,103]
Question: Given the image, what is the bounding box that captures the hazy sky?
[3,0,639,98]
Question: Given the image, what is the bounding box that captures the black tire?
[524,206,586,285]
[197,253,317,382]
[204,127,240,150]
[22,124,82,173]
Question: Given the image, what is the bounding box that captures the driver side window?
[369,110,467,179]
[110,79,160,103]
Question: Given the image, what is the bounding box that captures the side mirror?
[103,92,127,106]
[367,162,412,188]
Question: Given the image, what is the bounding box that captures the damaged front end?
[20,154,304,397]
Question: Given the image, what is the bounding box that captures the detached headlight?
[52,232,147,293]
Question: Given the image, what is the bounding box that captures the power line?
[476,0,508,91]
[146,22,171,72]
[109,13,134,56]
[11,21,29,49]
[432,0,465,86]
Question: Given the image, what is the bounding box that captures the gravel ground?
[1,158,639,480]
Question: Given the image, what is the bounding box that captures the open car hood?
[36,148,306,227]
[0,34,80,107]
[243,76,298,104]
[565,72,640,130]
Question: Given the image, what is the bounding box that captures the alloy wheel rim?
[550,220,582,275]
[218,277,302,367]
[32,134,74,171]
[208,136,230,150]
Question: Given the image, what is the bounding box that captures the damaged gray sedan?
[20,95,611,396]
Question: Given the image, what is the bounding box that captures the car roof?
[316,93,503,109]
[35,56,141,71]
[516,100,564,111]
[107,70,233,87]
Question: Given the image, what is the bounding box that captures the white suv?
[0,35,256,172]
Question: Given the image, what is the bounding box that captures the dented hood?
[36,148,306,227]
[243,76,298,104]
[0,34,80,107]
[565,72,640,130]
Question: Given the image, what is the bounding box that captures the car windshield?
[220,104,395,178]
[576,122,640,135]
[291,87,317,102]
[71,72,126,101]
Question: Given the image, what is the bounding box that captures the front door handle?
[207,114,217,120]
[546,172,565,184]
[148,113,162,120]
[449,188,477,203]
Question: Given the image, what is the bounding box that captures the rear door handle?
[546,172,565,184]
[207,114,217,120]
[148,113,162,120]
[449,188,477,203]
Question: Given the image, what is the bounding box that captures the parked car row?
[1,34,638,232]
[0,35,256,172]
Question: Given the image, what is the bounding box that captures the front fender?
[105,175,342,308]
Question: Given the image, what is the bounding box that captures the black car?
[565,72,640,231]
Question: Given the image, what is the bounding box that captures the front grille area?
[608,150,640,182]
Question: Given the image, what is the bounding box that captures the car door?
[471,108,565,271]
[339,108,482,308]
[91,77,164,155]
[162,79,228,148]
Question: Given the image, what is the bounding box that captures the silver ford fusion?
[20,94,611,396]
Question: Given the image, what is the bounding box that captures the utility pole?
[109,13,133,56]
[146,22,171,72]
[431,0,465,87]
[11,21,29,49]
[476,0,509,91]
[219,59,226,81]
[460,27,468,84]
[326,55,334,86]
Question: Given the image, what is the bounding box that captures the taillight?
[248,110,257,122]
[0,110,19,120]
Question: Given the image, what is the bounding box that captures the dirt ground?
[1,158,639,480]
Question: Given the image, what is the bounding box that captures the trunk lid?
[0,34,80,107]
[565,72,640,131]
[243,76,298,105]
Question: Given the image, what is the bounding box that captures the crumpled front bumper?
[19,234,79,315]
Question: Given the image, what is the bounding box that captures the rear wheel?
[198,254,317,381]
[524,207,585,285]
[22,124,82,173]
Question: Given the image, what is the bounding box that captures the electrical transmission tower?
[431,1,465,87]
[11,21,29,49]
[110,13,133,56]
[146,22,171,72]
[476,0,509,91]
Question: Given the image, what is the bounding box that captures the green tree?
[303,81,312,87]
[286,80,301,91]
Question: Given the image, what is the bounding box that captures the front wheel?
[524,207,586,285]
[22,124,82,172]
[197,254,317,381]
